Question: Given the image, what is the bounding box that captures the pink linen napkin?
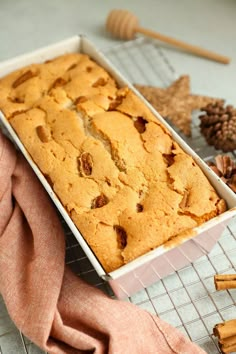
[0,130,206,354]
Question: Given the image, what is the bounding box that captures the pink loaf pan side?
[108,220,230,299]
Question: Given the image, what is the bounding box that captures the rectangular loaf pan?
[0,35,236,299]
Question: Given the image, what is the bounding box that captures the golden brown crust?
[0,53,226,272]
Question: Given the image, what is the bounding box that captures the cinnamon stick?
[218,334,236,353]
[214,320,236,354]
[214,274,236,291]
[214,320,236,340]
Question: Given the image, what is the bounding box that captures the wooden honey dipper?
[106,9,230,64]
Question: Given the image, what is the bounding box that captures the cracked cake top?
[0,53,226,272]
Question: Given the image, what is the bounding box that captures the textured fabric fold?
[0,131,206,354]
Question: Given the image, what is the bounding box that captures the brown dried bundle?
[208,154,236,193]
[213,274,236,353]
[214,319,236,353]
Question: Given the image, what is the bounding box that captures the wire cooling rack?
[0,37,236,354]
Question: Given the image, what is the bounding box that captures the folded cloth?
[0,131,206,354]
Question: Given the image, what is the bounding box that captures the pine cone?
[208,154,236,193]
[199,102,236,152]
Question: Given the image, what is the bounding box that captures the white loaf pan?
[0,35,236,299]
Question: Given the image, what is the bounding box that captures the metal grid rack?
[0,37,236,354]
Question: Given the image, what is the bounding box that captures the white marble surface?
[0,0,235,102]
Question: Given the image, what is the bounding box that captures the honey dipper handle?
[137,26,230,64]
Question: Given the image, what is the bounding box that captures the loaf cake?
[0,53,226,272]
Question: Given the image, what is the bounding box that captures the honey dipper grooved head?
[106,9,139,40]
